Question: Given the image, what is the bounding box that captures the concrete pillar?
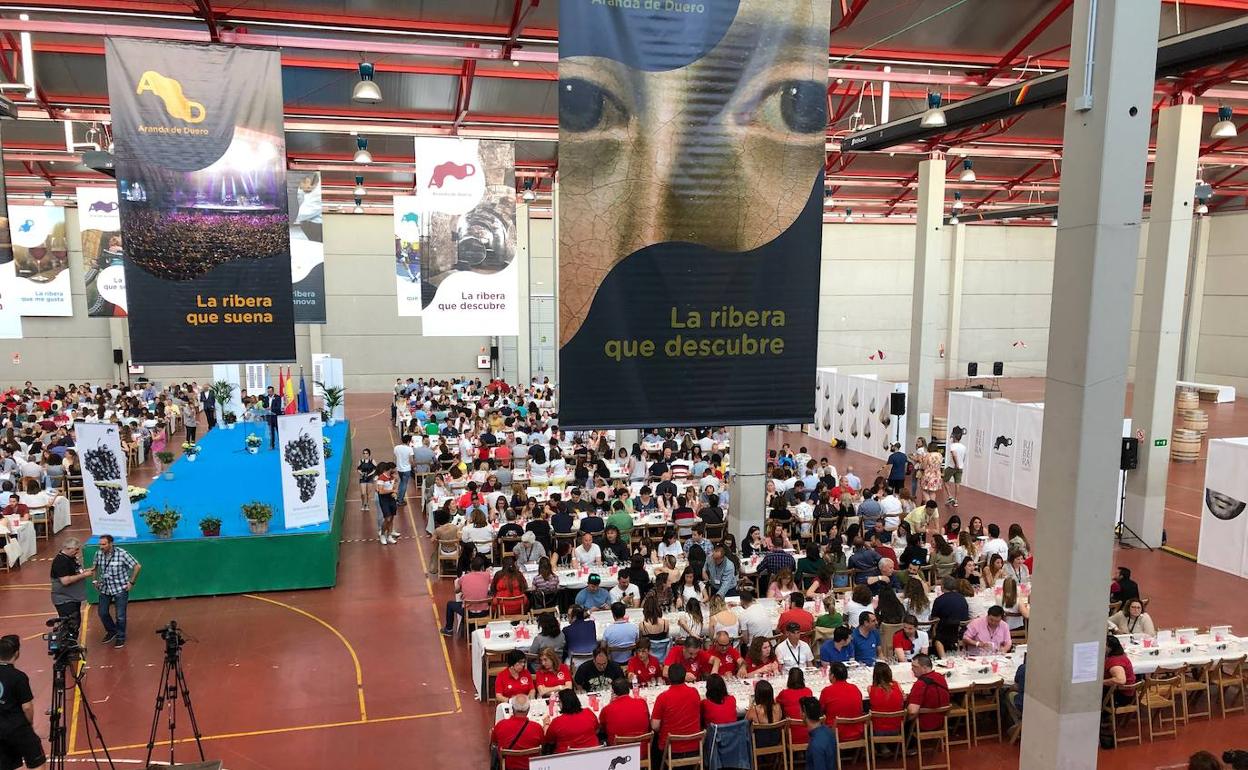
[728,425,767,542]
[516,202,533,384]
[1019,1,1161,767]
[905,156,946,446]
[552,177,561,386]
[1123,101,1202,547]
[1179,213,1210,381]
[944,223,966,380]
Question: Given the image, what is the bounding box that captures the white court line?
[1165,506,1202,520]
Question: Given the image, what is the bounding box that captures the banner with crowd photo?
[287,171,326,323]
[278,412,329,528]
[76,422,137,539]
[78,186,128,317]
[0,142,21,338]
[557,0,830,428]
[105,39,295,364]
[8,204,71,316]
[394,138,519,335]
[1197,438,1248,578]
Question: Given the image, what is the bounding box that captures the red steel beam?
[501,0,542,59]
[192,0,220,42]
[831,0,871,34]
[977,0,1073,85]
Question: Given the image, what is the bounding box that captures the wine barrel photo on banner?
[105,39,296,364]
[557,0,830,428]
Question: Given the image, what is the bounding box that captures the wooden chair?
[1180,661,1213,721]
[63,473,84,502]
[664,731,706,770]
[835,713,873,769]
[704,522,726,543]
[945,689,971,749]
[28,507,50,541]
[433,537,460,578]
[462,599,493,640]
[614,731,653,769]
[784,719,809,770]
[499,745,542,766]
[879,623,904,661]
[1102,679,1143,747]
[868,710,906,770]
[1141,672,1181,741]
[968,681,1002,743]
[1212,654,1245,718]
[486,652,509,704]
[913,706,952,770]
[496,535,522,561]
[1152,665,1189,724]
[750,720,788,770]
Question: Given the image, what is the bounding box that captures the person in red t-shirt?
[700,674,739,725]
[663,637,704,682]
[650,664,703,755]
[534,648,573,696]
[491,695,546,770]
[906,654,951,731]
[776,593,816,634]
[495,650,536,700]
[867,662,905,735]
[545,689,601,753]
[599,679,651,757]
[627,639,662,686]
[698,631,744,678]
[818,661,865,742]
[775,668,815,745]
[742,637,780,677]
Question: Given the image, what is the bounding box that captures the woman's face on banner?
[558,0,827,342]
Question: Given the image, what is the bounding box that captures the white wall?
[1198,210,1248,392]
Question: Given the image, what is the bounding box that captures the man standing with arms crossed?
[92,535,141,649]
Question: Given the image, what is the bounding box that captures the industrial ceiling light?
[521,180,536,202]
[42,190,53,206]
[1211,106,1237,139]
[352,197,364,214]
[1051,217,1059,227]
[353,137,372,164]
[920,92,947,128]
[353,175,366,197]
[949,214,959,225]
[844,208,855,223]
[1196,202,1209,215]
[959,159,976,182]
[952,191,964,210]
[352,62,383,104]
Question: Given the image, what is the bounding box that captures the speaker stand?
[1114,469,1154,551]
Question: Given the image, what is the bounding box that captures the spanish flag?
[283,367,297,414]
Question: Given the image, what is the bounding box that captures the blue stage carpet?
[122,420,348,541]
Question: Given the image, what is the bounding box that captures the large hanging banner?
[105,38,295,364]
[1197,438,1248,578]
[278,412,329,529]
[967,396,995,492]
[1010,404,1043,509]
[9,204,71,316]
[557,0,829,428]
[394,138,519,334]
[986,397,1017,501]
[78,186,128,317]
[0,127,21,338]
[77,422,137,539]
[287,171,326,323]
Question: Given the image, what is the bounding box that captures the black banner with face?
[557,0,828,429]
[106,38,295,364]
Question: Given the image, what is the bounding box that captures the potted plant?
[210,380,236,428]
[223,411,238,430]
[315,382,345,426]
[322,435,333,459]
[143,504,181,538]
[242,501,274,535]
[182,442,200,463]
[155,450,175,480]
[199,516,222,537]
[245,434,262,455]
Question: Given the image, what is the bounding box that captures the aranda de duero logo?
[136,70,206,124]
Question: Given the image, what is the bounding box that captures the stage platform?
[84,420,352,600]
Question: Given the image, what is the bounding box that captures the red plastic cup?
[589,693,600,710]
[991,660,999,673]
[484,627,491,639]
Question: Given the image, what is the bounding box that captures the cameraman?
[0,635,46,769]
[49,538,92,641]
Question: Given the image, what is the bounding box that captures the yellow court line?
[0,585,52,590]
[1161,545,1197,561]
[242,593,367,722]
[0,611,62,620]
[68,609,89,755]
[70,708,458,755]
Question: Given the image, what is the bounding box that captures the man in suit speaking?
[198,385,217,430]
[263,386,282,449]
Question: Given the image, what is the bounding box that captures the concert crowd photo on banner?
[557,0,829,428]
[78,186,128,317]
[105,39,296,364]
[287,171,326,324]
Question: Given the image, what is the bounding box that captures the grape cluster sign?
[277,413,328,528]
[77,423,137,538]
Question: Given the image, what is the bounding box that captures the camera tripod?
[48,633,115,770]
[143,621,204,769]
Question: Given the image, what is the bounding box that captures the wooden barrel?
[1181,409,1209,437]
[1176,389,1199,413]
[1171,429,1201,463]
[931,416,947,441]
[1199,388,1220,403]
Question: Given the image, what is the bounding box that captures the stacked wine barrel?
[1172,388,1204,463]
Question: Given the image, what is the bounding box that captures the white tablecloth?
[0,519,36,563]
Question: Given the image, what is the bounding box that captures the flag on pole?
[284,367,298,414]
[298,369,310,414]
[276,366,286,412]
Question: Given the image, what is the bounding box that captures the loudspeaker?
[113,348,124,365]
[489,344,499,361]
[890,391,906,416]
[1120,437,1139,471]
[993,361,1004,377]
[967,362,978,377]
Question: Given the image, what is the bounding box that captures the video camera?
[43,616,82,661]
[156,620,186,656]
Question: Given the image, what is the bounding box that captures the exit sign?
[1155,438,1168,447]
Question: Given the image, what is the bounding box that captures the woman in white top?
[548,452,568,481]
[844,584,875,629]
[1108,597,1156,636]
[572,531,601,567]
[676,597,705,640]
[674,566,708,609]
[706,595,740,640]
[1003,551,1030,585]
[1000,578,1030,632]
[901,578,932,623]
[459,509,494,557]
[656,531,684,561]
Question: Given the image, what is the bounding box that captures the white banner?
[0,263,23,338]
[1011,405,1044,509]
[987,398,1018,501]
[10,205,71,316]
[966,396,995,493]
[531,743,640,770]
[394,194,424,317]
[832,372,849,448]
[278,412,329,529]
[1197,438,1248,578]
[77,422,137,539]
[77,186,128,317]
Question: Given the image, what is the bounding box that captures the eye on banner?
[78,186,128,317]
[557,0,829,428]
[105,39,295,364]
